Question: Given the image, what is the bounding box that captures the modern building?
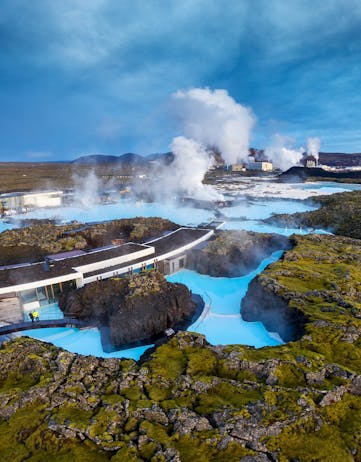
[247,161,273,172]
[0,227,217,312]
[0,190,63,213]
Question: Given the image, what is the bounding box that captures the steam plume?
[172,88,256,164]
[265,135,304,171]
[307,137,321,161]
[73,171,101,207]
[170,136,220,200]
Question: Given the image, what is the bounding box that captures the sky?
[0,0,361,161]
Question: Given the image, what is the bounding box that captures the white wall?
[0,272,82,296]
[82,229,214,284]
[23,192,63,208]
[74,245,155,274]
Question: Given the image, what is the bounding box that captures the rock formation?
[59,270,198,348]
[1,234,361,460]
[187,230,289,277]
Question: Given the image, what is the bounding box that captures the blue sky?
[0,0,361,161]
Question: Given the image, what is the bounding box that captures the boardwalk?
[0,318,92,336]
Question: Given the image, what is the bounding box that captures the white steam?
[169,136,220,200]
[155,87,255,200]
[172,88,256,165]
[72,171,101,207]
[265,135,304,171]
[307,137,321,161]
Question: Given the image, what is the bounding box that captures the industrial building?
[0,190,63,214]
[247,161,273,172]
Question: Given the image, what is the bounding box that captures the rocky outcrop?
[241,277,308,342]
[265,190,361,239]
[2,234,361,460]
[187,230,289,277]
[0,217,177,265]
[59,270,198,348]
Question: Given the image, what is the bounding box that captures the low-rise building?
[0,226,217,311]
[247,161,273,172]
[0,190,63,213]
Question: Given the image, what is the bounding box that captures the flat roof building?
[0,227,214,311]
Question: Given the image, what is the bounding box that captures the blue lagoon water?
[167,250,284,348]
[20,327,153,360]
[6,180,360,358]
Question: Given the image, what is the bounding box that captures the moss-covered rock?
[1,233,361,460]
[265,190,361,239]
[59,270,198,348]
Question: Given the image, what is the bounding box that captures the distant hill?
[319,152,361,167]
[147,152,174,165]
[71,150,361,169]
[279,166,361,183]
[72,153,149,167]
[72,155,120,165]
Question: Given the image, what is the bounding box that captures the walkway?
[0,318,92,336]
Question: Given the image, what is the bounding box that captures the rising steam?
[153,88,256,200]
[72,171,101,207]
[307,137,321,161]
[172,88,256,164]
[265,135,304,171]
[170,136,220,200]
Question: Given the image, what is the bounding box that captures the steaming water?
[217,179,361,200]
[6,180,361,358]
[223,198,317,220]
[222,220,332,235]
[5,200,214,228]
[166,250,284,347]
[20,250,283,357]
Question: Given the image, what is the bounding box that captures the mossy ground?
[0,234,360,460]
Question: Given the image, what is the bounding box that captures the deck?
[0,318,92,336]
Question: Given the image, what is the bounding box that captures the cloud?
[0,0,361,159]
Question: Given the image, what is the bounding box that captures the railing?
[0,317,92,336]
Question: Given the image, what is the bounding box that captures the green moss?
[195,381,262,415]
[263,389,304,424]
[140,421,170,446]
[267,417,355,462]
[174,434,251,462]
[147,340,186,380]
[101,394,125,405]
[145,385,172,401]
[54,405,93,432]
[121,385,142,401]
[0,371,39,393]
[275,363,306,388]
[186,347,217,376]
[111,443,142,461]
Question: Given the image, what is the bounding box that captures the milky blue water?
[7,180,360,359]
[6,200,214,228]
[222,220,332,235]
[166,250,284,347]
[222,198,317,220]
[22,327,153,360]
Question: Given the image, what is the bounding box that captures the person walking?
[33,311,40,322]
[29,312,34,322]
